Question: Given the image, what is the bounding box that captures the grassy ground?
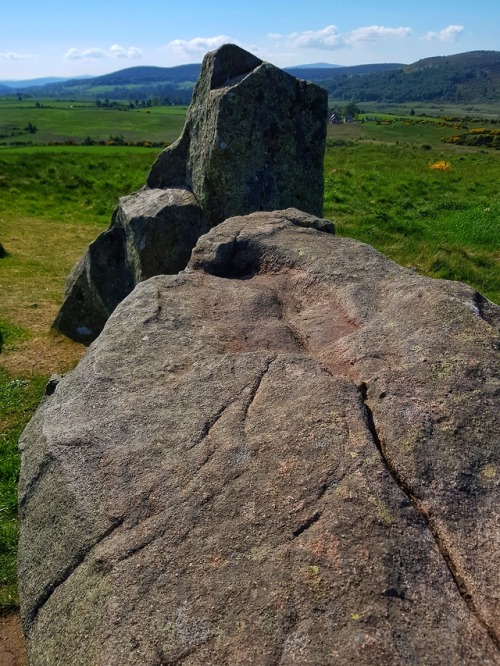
[335,99,500,119]
[0,372,47,609]
[0,101,187,146]
[0,104,499,612]
[0,146,156,611]
[324,121,500,304]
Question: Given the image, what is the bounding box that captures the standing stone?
[52,44,327,344]
[148,44,327,224]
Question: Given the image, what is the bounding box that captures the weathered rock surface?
[52,45,327,344]
[147,45,327,224]
[19,210,500,664]
[52,187,204,343]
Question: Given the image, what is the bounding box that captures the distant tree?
[343,102,360,117]
[24,122,37,134]
[108,134,126,145]
[410,108,416,116]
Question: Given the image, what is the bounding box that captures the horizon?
[1,0,499,80]
[1,50,495,86]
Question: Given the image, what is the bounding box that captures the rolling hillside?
[0,76,91,89]
[3,51,500,105]
[320,51,500,103]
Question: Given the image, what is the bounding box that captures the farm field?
[0,99,187,146]
[339,100,500,119]
[323,120,500,304]
[0,101,499,613]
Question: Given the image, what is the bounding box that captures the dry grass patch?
[1,215,105,331]
[1,334,85,377]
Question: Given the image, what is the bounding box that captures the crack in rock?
[189,400,235,449]
[28,517,124,628]
[357,381,500,652]
[190,355,277,449]
[18,454,56,512]
[292,511,321,538]
[242,355,277,420]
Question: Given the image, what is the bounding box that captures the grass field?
[0,101,499,612]
[324,120,500,304]
[336,99,500,119]
[0,145,156,610]
[0,100,187,146]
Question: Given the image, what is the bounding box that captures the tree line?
[320,61,500,103]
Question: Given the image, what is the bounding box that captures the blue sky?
[0,0,498,80]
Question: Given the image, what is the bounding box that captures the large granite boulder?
[19,210,500,664]
[52,45,327,344]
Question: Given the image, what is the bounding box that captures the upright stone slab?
[19,210,500,665]
[148,44,327,224]
[52,44,327,344]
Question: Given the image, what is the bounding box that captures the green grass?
[0,146,158,614]
[0,146,157,336]
[0,146,158,223]
[0,321,30,354]
[334,99,500,119]
[0,103,499,614]
[0,370,47,612]
[324,123,500,303]
[0,102,187,146]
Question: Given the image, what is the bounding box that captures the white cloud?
[63,45,143,61]
[0,51,37,60]
[64,48,106,60]
[288,25,345,50]
[110,44,143,59]
[347,26,412,44]
[275,24,412,52]
[167,35,237,57]
[425,25,464,42]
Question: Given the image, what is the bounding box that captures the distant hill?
[77,64,202,86]
[284,63,404,81]
[0,76,92,89]
[287,62,341,69]
[318,50,500,103]
[405,50,500,71]
[4,51,500,105]
[15,64,202,104]
[45,61,401,102]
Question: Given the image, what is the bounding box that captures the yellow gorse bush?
[429,160,452,171]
